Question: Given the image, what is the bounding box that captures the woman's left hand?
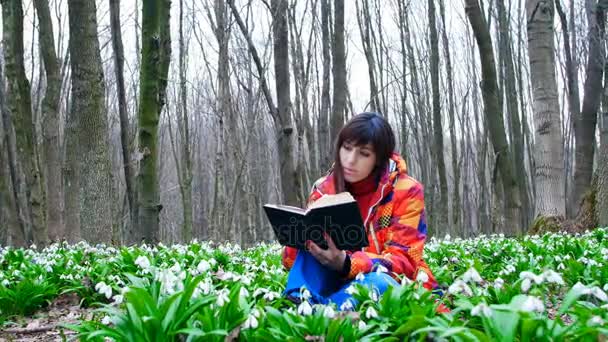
[306,232,346,271]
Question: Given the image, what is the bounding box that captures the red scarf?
[345,172,378,223]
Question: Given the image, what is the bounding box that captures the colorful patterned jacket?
[281,152,438,290]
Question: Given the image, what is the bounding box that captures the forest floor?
[0,293,93,342]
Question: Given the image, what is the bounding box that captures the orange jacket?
[282,153,438,290]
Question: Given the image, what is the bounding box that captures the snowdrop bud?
[301,288,311,300]
[557,263,565,270]
[587,316,604,327]
[493,278,504,290]
[243,314,258,329]
[358,320,367,330]
[471,303,492,317]
[323,305,336,318]
[239,287,250,298]
[101,316,111,325]
[521,278,532,293]
[340,300,354,311]
[416,270,429,283]
[463,267,483,283]
[297,301,313,315]
[345,285,356,295]
[375,265,389,274]
[355,273,365,281]
[365,306,378,319]
[196,260,211,274]
[521,296,544,313]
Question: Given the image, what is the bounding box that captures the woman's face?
[339,141,377,183]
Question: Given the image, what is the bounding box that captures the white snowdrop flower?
[1,279,9,286]
[112,294,123,305]
[252,288,267,297]
[375,265,389,274]
[243,314,259,329]
[209,258,217,266]
[557,263,565,271]
[542,270,564,285]
[449,256,459,263]
[401,275,413,286]
[462,267,483,283]
[471,303,492,317]
[322,305,336,318]
[216,289,230,307]
[95,282,112,299]
[603,284,608,292]
[416,270,429,283]
[370,289,379,302]
[444,234,451,241]
[521,296,545,313]
[345,286,357,295]
[301,288,311,300]
[355,272,365,281]
[297,301,313,315]
[239,287,250,298]
[196,260,211,274]
[519,271,543,284]
[101,316,112,325]
[134,255,151,271]
[591,287,608,302]
[587,316,604,327]
[263,291,280,301]
[448,280,473,297]
[340,300,354,311]
[493,278,504,290]
[365,306,378,319]
[521,278,532,293]
[240,275,252,286]
[358,320,367,330]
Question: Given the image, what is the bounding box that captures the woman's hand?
[306,232,347,272]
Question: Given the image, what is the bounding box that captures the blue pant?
[283,250,399,309]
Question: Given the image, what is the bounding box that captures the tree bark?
[318,0,331,172]
[272,0,302,206]
[67,0,112,244]
[109,0,137,242]
[526,0,566,219]
[465,0,522,235]
[135,0,171,244]
[331,0,346,151]
[33,0,63,242]
[571,0,607,215]
[2,0,48,247]
[428,0,449,233]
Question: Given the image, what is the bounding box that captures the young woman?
[281,112,441,310]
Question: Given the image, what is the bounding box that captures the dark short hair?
[332,112,395,193]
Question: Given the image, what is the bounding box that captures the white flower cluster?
[519,270,564,292]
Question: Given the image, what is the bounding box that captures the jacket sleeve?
[346,180,430,283]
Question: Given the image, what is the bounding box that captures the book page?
[307,192,355,212]
[264,204,306,215]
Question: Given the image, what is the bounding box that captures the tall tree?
[497,0,530,227]
[272,0,302,206]
[331,0,346,151]
[571,0,607,215]
[109,0,137,238]
[135,0,172,243]
[2,0,48,246]
[526,0,565,219]
[465,0,522,235]
[34,0,63,242]
[68,0,112,243]
[318,0,332,172]
[428,0,449,232]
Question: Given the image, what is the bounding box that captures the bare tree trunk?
[63,87,81,243]
[331,0,346,151]
[2,0,48,247]
[428,0,449,233]
[68,0,112,244]
[109,0,136,242]
[34,0,63,242]
[355,0,379,112]
[272,0,302,206]
[498,0,531,228]
[0,69,26,246]
[571,0,607,215]
[178,0,193,242]
[135,0,171,243]
[318,0,331,172]
[527,0,566,219]
[438,0,460,233]
[465,0,522,235]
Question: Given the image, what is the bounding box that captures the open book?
[263,192,369,251]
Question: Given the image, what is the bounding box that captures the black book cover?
[263,193,369,251]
